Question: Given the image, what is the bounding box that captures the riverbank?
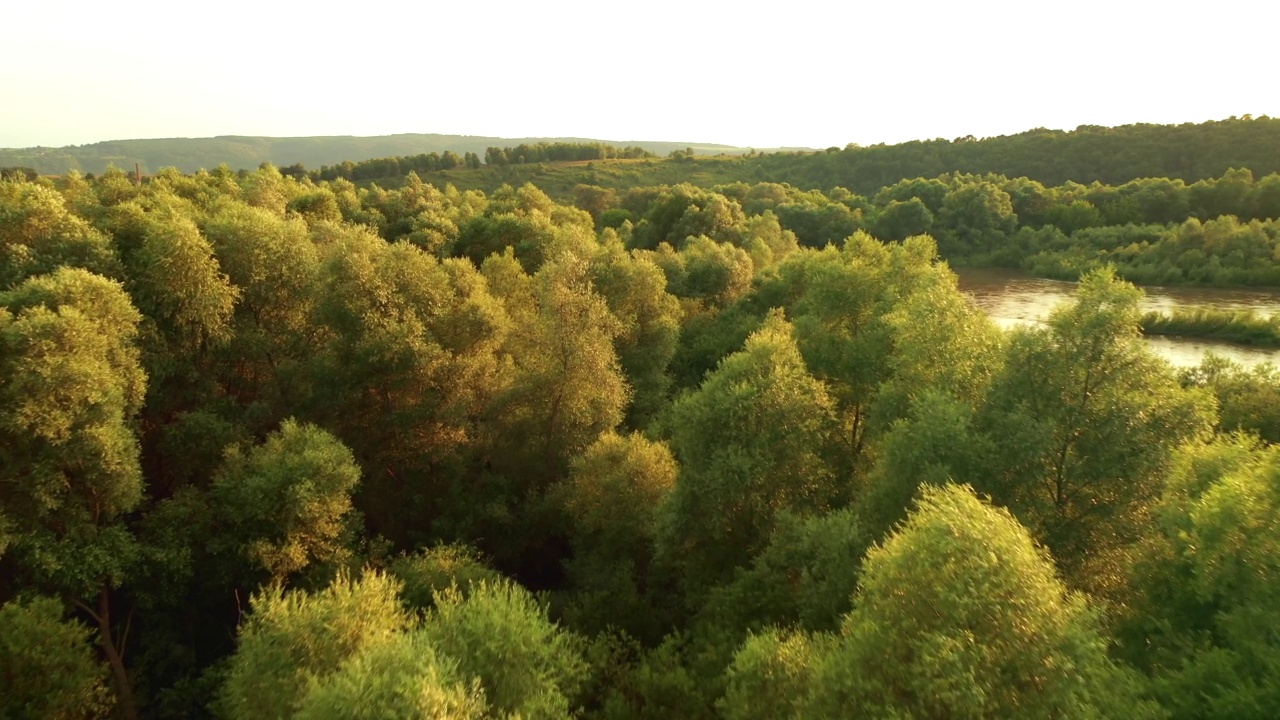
[1139,307,1280,348]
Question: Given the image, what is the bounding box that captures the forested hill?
[249,117,1280,201]
[754,116,1280,193]
[9,117,1277,188]
[0,134,768,175]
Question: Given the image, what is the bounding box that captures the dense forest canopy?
[3,116,1280,719]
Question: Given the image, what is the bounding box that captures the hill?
[749,116,1280,193]
[329,117,1280,204]
[0,133,779,175]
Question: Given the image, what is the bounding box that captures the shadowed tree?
[551,431,677,639]
[1125,438,1280,719]
[293,631,488,720]
[0,596,114,720]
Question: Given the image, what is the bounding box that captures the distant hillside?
[0,134,778,175]
[306,117,1280,205]
[751,116,1280,193]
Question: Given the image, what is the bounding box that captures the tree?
[390,544,505,612]
[552,431,677,638]
[0,596,113,720]
[657,235,754,308]
[209,419,362,586]
[484,251,628,486]
[419,580,587,720]
[0,268,147,718]
[805,484,1161,719]
[1125,438,1280,719]
[310,226,510,546]
[779,233,967,473]
[657,311,839,594]
[699,509,867,635]
[115,199,238,375]
[0,180,120,287]
[293,631,488,720]
[871,197,934,241]
[200,200,322,427]
[719,629,828,720]
[936,179,1018,256]
[1181,354,1280,443]
[589,236,682,427]
[469,252,630,575]
[973,268,1215,590]
[219,571,410,720]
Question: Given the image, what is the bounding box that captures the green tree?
[0,180,120,287]
[589,235,682,427]
[219,570,410,720]
[699,509,867,635]
[200,200,322,427]
[1126,438,1280,719]
[389,544,505,612]
[1181,354,1280,443]
[293,631,488,720]
[657,311,839,594]
[974,268,1214,590]
[484,251,628,485]
[209,419,362,586]
[0,268,147,717]
[806,484,1161,720]
[871,197,934,241]
[419,580,587,720]
[310,227,510,545]
[119,200,238,369]
[0,596,113,720]
[936,179,1018,256]
[719,629,828,720]
[655,236,754,309]
[470,252,629,574]
[552,431,677,638]
[779,233,970,473]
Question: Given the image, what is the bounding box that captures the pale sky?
[3,0,1276,149]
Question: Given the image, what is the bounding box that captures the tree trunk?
[96,586,138,720]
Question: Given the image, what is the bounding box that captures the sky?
[3,0,1277,150]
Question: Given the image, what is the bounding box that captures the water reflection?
[954,268,1280,368]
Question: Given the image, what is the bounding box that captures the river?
[954,268,1280,368]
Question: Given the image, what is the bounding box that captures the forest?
[3,117,1280,719]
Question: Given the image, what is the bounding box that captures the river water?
[955,268,1280,368]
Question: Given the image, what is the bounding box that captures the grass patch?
[1140,307,1280,348]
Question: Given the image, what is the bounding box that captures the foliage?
[973,268,1215,589]
[218,570,410,720]
[293,631,487,720]
[389,544,505,612]
[804,484,1163,720]
[1181,355,1280,443]
[419,580,587,720]
[0,149,1276,718]
[1141,306,1280,348]
[0,596,113,720]
[657,311,839,594]
[209,419,362,585]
